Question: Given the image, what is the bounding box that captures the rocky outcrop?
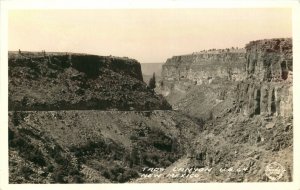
[158,38,292,119]
[147,38,293,183]
[245,38,292,82]
[236,81,292,118]
[8,38,293,183]
[8,52,171,111]
[159,49,246,97]
[236,38,293,118]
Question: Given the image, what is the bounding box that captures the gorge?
[8,38,293,183]
[148,38,293,182]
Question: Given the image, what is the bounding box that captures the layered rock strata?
[159,38,292,119]
[159,49,246,97]
[237,38,292,118]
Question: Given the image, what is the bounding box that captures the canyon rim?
[4,7,294,184]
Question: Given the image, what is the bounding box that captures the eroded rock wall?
[147,38,293,183]
[236,38,293,118]
[159,38,292,119]
[236,82,292,118]
[159,50,246,97]
[245,38,292,82]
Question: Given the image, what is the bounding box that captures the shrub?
[20,165,33,180]
[46,164,54,172]
[102,164,139,183]
[26,150,46,166]
[148,73,156,89]
[72,175,84,183]
[11,111,27,126]
[52,168,65,183]
[9,128,46,166]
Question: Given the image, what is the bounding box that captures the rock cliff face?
[245,38,292,82]
[236,38,293,118]
[8,52,171,111]
[160,49,246,97]
[148,38,293,182]
[8,38,293,183]
[159,38,292,119]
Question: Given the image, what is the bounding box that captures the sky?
[8,8,292,63]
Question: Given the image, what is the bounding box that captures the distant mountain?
[140,63,163,77]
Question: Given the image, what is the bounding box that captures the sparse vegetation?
[8,53,171,111]
[9,128,46,167]
[8,38,292,183]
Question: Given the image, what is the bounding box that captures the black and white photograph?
[0,0,299,188]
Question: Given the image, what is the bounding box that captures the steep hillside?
[9,110,202,183]
[157,49,247,119]
[150,38,293,182]
[9,52,171,111]
[8,51,189,183]
[133,114,292,182]
[158,38,292,120]
[8,38,293,183]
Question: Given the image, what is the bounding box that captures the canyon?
[147,38,293,182]
[158,38,292,120]
[8,51,195,183]
[8,38,293,183]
